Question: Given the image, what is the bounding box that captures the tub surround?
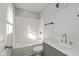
[44,39,79,56]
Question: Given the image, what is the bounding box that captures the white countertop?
[44,39,79,56]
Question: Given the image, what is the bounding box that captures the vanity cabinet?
[43,42,67,56]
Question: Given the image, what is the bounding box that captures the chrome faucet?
[62,34,67,44]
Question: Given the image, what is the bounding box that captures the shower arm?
[44,22,54,26]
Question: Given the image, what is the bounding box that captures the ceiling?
[14,3,48,13]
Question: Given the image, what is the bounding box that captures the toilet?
[33,45,43,56]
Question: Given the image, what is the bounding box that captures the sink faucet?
[62,34,67,44]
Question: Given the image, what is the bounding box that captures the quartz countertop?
[44,39,79,56]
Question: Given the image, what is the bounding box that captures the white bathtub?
[12,41,43,56]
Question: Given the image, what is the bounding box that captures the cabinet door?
[43,42,58,56]
[43,42,67,56]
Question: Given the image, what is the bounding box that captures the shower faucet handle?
[5,46,13,49]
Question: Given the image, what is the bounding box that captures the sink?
[50,40,72,49]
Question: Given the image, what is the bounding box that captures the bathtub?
[12,41,43,56]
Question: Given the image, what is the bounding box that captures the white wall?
[39,3,79,45]
[39,3,57,41]
[14,8,40,48]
